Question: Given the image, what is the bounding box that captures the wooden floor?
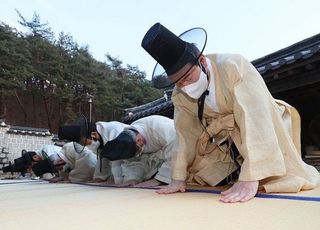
[1,179,320,230]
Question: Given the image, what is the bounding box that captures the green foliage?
[0,11,162,126]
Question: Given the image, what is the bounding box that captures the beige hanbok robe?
[171,53,320,192]
[58,142,97,183]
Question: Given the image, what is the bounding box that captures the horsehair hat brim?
[141,22,207,89]
[71,114,96,153]
[58,114,95,143]
[73,114,89,140]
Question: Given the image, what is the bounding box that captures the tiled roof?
[125,97,168,114]
[253,33,320,75]
[122,33,320,123]
[123,100,173,122]
[8,126,51,136]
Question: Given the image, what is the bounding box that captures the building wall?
[0,125,54,169]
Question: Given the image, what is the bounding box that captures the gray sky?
[1,0,320,79]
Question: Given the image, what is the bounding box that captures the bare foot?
[220,181,258,203]
[133,179,161,188]
[156,180,186,194]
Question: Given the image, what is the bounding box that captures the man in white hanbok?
[101,115,175,187]
[32,142,97,183]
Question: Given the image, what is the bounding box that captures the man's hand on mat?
[134,179,161,188]
[220,181,258,203]
[156,179,186,194]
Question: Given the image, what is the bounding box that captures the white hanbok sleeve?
[152,140,175,184]
[121,153,164,183]
[121,156,149,183]
[93,121,128,181]
[93,157,112,181]
[68,147,97,183]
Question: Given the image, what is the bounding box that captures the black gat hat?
[58,114,96,153]
[141,23,207,89]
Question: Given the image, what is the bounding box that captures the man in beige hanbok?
[141,23,320,203]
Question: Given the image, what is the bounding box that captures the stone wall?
[0,124,54,169]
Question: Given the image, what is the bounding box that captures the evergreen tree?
[0,11,162,131]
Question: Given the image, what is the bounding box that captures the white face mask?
[181,69,208,99]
